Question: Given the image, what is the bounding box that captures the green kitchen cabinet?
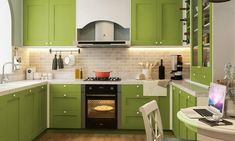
[5,92,21,141]
[190,0,212,85]
[23,0,75,46]
[121,84,169,130]
[0,96,7,141]
[50,84,81,128]
[172,85,197,140]
[34,85,47,137]
[131,0,182,46]
[23,0,49,46]
[172,86,180,137]
[131,0,157,45]
[49,0,76,46]
[20,89,35,141]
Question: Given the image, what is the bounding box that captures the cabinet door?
[187,95,197,140]
[23,0,49,46]
[49,0,75,46]
[34,85,47,136]
[158,0,182,45]
[172,86,180,137]
[179,91,187,139]
[0,96,6,141]
[5,93,21,141]
[131,0,157,45]
[20,89,35,141]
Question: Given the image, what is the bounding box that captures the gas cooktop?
[84,77,121,81]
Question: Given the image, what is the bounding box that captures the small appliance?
[26,67,36,80]
[171,55,183,80]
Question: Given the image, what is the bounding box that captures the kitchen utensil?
[64,54,76,66]
[58,54,64,69]
[52,54,57,70]
[93,71,112,78]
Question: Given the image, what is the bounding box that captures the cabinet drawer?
[50,94,80,110]
[50,110,81,128]
[121,114,144,129]
[121,84,143,97]
[50,84,81,93]
[122,97,155,112]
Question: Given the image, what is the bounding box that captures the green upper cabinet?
[190,0,212,85]
[131,0,157,45]
[49,0,76,46]
[23,0,75,46]
[23,0,49,46]
[131,0,182,46]
[158,0,182,45]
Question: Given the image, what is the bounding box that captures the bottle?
[159,59,165,80]
[75,68,81,79]
[80,68,83,79]
[52,54,57,70]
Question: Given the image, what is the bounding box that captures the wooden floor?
[36,131,174,141]
[37,133,147,141]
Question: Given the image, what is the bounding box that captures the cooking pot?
[94,71,112,78]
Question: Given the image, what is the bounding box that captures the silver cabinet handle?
[136,111,140,115]
[41,86,44,89]
[188,96,190,99]
[136,85,139,88]
[160,42,163,44]
[13,94,16,97]
[136,94,140,98]
[63,111,67,114]
[29,90,32,93]
[45,42,48,45]
[179,91,181,93]
[203,75,206,78]
[64,94,67,97]
[193,73,196,76]
[63,85,66,88]
[49,42,52,45]
[155,41,158,44]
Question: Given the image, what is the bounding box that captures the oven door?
[86,94,117,129]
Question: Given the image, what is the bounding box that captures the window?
[0,0,13,73]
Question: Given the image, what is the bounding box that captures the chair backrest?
[139,100,164,141]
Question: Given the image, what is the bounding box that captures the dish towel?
[157,79,171,88]
[143,80,167,96]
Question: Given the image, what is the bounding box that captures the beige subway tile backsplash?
[28,47,190,80]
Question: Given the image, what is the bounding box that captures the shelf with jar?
[182,0,191,46]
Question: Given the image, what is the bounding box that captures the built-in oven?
[82,84,118,129]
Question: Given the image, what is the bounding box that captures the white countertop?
[171,80,209,97]
[0,80,48,96]
[0,79,163,97]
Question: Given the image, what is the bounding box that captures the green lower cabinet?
[0,95,6,141]
[121,85,169,130]
[50,84,81,128]
[34,85,47,137]
[172,86,180,137]
[5,92,21,141]
[172,85,197,140]
[50,110,81,128]
[179,91,187,139]
[20,89,35,141]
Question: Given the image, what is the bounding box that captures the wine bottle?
[159,59,165,80]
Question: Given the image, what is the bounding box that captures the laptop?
[181,83,227,119]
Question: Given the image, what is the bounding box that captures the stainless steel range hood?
[76,0,130,48]
[77,21,130,48]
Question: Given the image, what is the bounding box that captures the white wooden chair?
[139,100,191,141]
[139,100,164,141]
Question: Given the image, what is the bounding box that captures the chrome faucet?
[1,62,15,84]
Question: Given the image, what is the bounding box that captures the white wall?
[212,0,235,81]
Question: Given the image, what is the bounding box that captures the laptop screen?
[208,83,226,113]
